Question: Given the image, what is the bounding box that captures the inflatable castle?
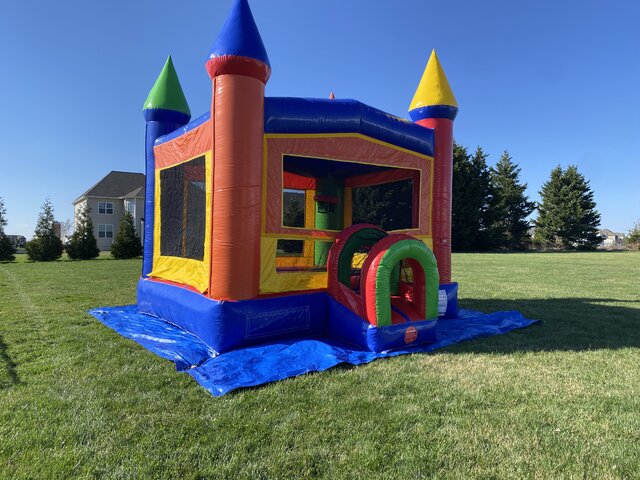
[137,0,460,355]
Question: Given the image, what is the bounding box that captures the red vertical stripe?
[416,118,453,284]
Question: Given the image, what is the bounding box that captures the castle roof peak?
[409,50,457,118]
[143,56,191,118]
[208,0,270,69]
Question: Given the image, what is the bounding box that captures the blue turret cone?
[208,0,270,68]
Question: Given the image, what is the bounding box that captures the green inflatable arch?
[371,239,439,327]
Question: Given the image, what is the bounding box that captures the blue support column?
[142,112,189,277]
[141,56,191,277]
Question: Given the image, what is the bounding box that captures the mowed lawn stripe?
[0,252,639,479]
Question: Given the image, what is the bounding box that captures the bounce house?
[92,0,535,396]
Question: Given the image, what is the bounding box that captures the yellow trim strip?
[416,235,434,250]
[264,232,336,241]
[303,190,315,260]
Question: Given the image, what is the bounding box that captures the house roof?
[599,229,625,237]
[74,171,145,204]
[122,186,145,198]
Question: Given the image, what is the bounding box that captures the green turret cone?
[143,56,191,115]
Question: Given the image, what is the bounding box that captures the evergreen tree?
[534,166,563,248]
[66,204,100,260]
[534,165,602,249]
[0,235,15,262]
[472,146,500,250]
[283,196,304,228]
[489,151,536,250]
[0,197,7,235]
[452,144,475,251]
[0,197,16,262]
[25,198,63,261]
[452,145,494,251]
[625,221,640,250]
[111,212,142,259]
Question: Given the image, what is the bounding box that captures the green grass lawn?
[1,252,639,479]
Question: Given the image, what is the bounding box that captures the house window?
[99,202,114,215]
[125,199,135,217]
[98,224,114,239]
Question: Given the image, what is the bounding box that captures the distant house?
[73,171,145,251]
[598,229,625,248]
[52,221,61,239]
[6,235,26,247]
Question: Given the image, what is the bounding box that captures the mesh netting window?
[352,178,414,231]
[160,156,206,260]
[283,189,305,228]
[275,239,328,272]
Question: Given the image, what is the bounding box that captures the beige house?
[73,171,145,251]
[598,229,625,248]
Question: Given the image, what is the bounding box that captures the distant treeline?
[452,144,602,251]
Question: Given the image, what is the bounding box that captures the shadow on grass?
[447,298,640,354]
[0,333,20,388]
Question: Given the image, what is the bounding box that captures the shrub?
[0,234,15,262]
[626,221,640,250]
[66,204,100,260]
[111,212,142,259]
[25,199,63,262]
[0,197,15,261]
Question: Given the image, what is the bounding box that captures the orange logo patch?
[404,326,418,344]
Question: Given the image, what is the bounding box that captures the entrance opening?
[389,259,426,324]
[336,226,387,291]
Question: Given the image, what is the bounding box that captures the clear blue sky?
[1,0,638,237]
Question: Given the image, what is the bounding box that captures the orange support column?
[205,0,271,300]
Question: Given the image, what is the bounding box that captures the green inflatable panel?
[314,176,344,266]
[374,239,439,327]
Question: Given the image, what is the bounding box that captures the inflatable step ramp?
[327,224,440,351]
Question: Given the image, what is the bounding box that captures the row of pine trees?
[0,150,632,263]
[453,144,602,251]
[0,198,141,262]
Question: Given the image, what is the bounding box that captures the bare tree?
[60,218,74,243]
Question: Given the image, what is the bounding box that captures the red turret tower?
[408,50,458,284]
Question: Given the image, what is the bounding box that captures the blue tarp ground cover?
[89,306,537,397]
